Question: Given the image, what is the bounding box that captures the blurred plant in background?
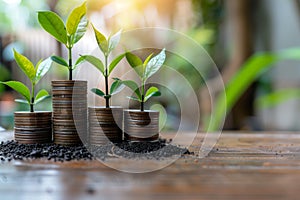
[208,48,300,131]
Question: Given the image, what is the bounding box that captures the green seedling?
[118,48,166,111]
[0,50,51,112]
[81,25,125,108]
[38,1,88,80]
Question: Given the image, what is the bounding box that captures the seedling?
[81,25,125,108]
[0,50,51,112]
[38,1,88,80]
[118,48,166,111]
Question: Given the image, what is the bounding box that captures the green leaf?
[13,49,35,82]
[80,55,104,75]
[51,56,69,67]
[66,1,87,35]
[108,30,122,54]
[108,53,125,75]
[0,81,30,103]
[125,52,143,78]
[92,24,108,55]
[35,95,50,105]
[110,78,125,95]
[35,89,49,102]
[144,86,161,102]
[74,56,85,67]
[144,48,166,80]
[72,16,88,44]
[256,89,300,109]
[205,47,300,132]
[15,99,29,104]
[127,96,141,102]
[91,88,105,97]
[35,89,50,104]
[35,58,52,84]
[38,11,67,45]
[118,79,141,100]
[143,53,153,67]
[104,94,111,99]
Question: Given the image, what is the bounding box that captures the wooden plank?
[1,131,300,199]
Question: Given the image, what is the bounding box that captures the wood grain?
[1,131,300,200]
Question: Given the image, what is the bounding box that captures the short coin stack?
[14,112,52,144]
[89,107,123,145]
[124,110,159,142]
[52,80,87,145]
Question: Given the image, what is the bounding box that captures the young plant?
[80,25,125,108]
[37,1,88,80]
[0,50,51,112]
[118,48,166,111]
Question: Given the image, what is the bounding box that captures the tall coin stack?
[14,112,52,144]
[124,110,159,142]
[52,80,87,145]
[88,107,123,145]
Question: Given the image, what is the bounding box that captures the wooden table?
[1,131,300,200]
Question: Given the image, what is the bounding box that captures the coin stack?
[124,110,159,142]
[89,107,123,145]
[14,112,52,144]
[52,80,87,145]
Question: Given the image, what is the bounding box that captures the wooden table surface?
[1,131,300,200]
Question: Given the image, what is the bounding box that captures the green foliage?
[119,49,166,111]
[66,2,87,36]
[0,50,51,112]
[91,25,122,57]
[256,89,300,109]
[114,78,141,100]
[80,55,104,75]
[110,78,124,95]
[144,87,161,102]
[91,88,105,97]
[0,81,31,103]
[0,64,10,93]
[81,25,124,107]
[37,11,68,44]
[208,48,300,132]
[109,53,126,75]
[38,1,88,80]
[92,24,108,56]
[50,56,68,67]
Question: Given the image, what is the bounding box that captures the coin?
[123,110,159,142]
[52,80,87,145]
[88,107,123,145]
[14,112,52,144]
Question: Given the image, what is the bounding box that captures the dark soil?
[0,139,192,162]
[90,138,192,160]
[0,140,92,162]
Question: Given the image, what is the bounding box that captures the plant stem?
[105,55,109,108]
[141,81,145,112]
[141,96,144,112]
[68,47,72,81]
[30,83,35,113]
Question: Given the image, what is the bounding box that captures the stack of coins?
[14,112,52,144]
[52,80,87,145]
[89,107,123,145]
[124,110,159,142]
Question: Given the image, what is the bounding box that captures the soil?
[0,139,192,162]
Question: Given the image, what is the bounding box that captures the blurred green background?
[1,0,300,132]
